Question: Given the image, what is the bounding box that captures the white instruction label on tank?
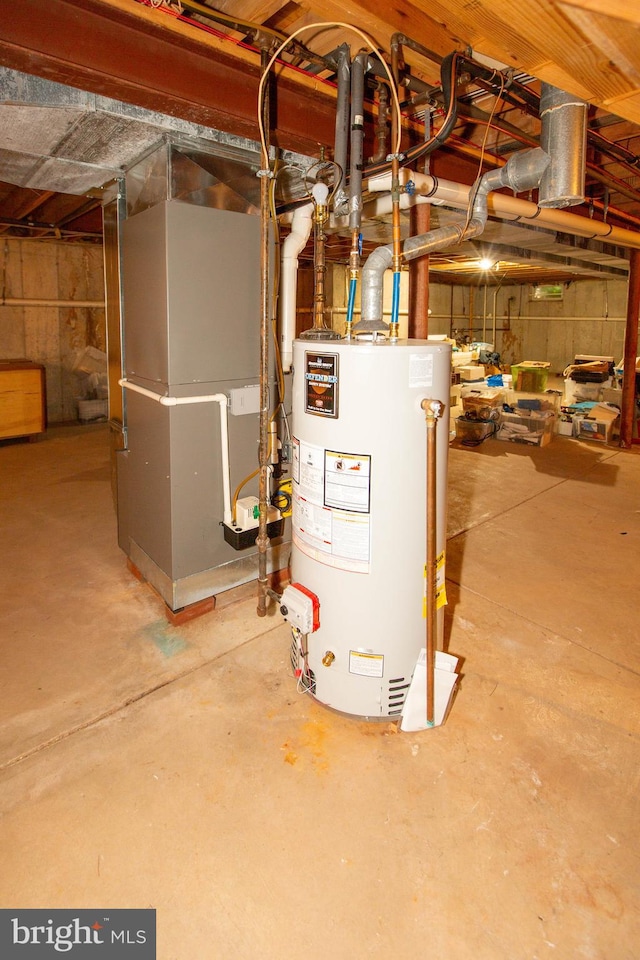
[349,651,384,678]
[295,439,325,505]
[293,497,332,554]
[292,505,370,572]
[324,451,371,512]
[409,352,434,388]
[292,438,371,572]
[331,510,370,565]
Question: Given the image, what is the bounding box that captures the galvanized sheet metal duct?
[359,148,551,329]
[538,83,588,209]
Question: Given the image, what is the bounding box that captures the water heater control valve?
[280,583,320,634]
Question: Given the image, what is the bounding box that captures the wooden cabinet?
[0,360,47,440]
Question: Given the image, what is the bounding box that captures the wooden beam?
[559,0,640,26]
[0,0,338,157]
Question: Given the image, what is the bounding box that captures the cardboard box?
[462,389,503,420]
[458,364,485,382]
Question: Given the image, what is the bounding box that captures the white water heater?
[288,337,451,719]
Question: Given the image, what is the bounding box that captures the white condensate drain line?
[118,378,232,524]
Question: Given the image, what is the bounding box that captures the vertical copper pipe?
[371,82,390,163]
[409,111,431,339]
[620,248,640,448]
[312,205,327,331]
[422,399,442,727]
[409,203,430,338]
[257,50,271,617]
[389,155,402,340]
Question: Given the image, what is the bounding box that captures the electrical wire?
[460,70,507,238]
[258,22,403,169]
[231,467,260,521]
[363,51,460,178]
[271,482,292,516]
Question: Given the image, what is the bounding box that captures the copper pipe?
[422,398,443,727]
[620,248,640,448]
[409,111,431,339]
[389,154,402,340]
[409,203,430,338]
[312,203,328,330]
[257,50,271,617]
[371,82,390,164]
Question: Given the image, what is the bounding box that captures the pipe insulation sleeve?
[349,52,367,232]
[360,244,392,326]
[280,202,314,372]
[332,44,351,216]
[118,379,232,525]
[365,151,640,247]
[359,149,552,327]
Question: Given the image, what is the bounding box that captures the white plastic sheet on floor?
[400,649,459,731]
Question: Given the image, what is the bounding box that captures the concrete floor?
[1,423,638,959]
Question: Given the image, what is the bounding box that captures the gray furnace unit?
[116,142,284,610]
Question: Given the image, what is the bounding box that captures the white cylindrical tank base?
[290,337,451,719]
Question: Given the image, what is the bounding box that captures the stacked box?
[511,364,549,392]
[462,390,503,420]
[576,403,619,444]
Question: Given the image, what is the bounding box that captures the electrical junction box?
[280,583,320,634]
[229,384,260,416]
[223,496,283,550]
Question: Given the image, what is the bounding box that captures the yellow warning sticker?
[423,550,447,617]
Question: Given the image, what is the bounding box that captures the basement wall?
[0,239,105,423]
[326,269,628,371]
[428,279,629,372]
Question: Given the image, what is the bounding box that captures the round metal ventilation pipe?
[538,83,588,208]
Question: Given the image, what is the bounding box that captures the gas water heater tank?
[290,338,451,719]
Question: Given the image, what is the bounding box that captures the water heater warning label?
[409,352,434,387]
[324,451,371,513]
[292,438,371,572]
[349,651,384,678]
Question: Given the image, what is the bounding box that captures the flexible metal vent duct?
[538,83,587,208]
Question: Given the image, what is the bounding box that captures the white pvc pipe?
[280,201,313,372]
[366,170,640,250]
[1,298,105,307]
[119,378,232,525]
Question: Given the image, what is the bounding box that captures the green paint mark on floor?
[142,622,188,658]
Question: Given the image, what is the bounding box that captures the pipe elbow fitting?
[501,147,551,194]
[360,245,393,326]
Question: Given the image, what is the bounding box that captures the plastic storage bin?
[78,399,108,422]
[496,411,555,446]
[455,414,497,445]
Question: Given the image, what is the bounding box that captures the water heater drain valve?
[280,583,320,634]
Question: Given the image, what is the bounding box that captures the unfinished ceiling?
[1,0,640,283]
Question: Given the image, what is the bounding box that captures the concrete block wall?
[0,239,105,422]
[428,279,628,371]
[492,280,628,371]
